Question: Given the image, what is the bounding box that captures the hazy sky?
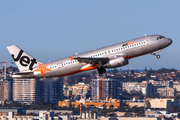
[0,1,179,70]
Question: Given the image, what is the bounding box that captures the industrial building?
[148,98,179,109]
[58,99,121,109]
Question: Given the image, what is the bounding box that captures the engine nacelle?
[104,57,129,68]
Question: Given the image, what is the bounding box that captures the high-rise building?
[0,79,12,101]
[39,80,64,103]
[91,78,120,100]
[49,80,64,103]
[13,78,64,103]
[13,79,41,103]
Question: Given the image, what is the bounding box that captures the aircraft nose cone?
[168,38,173,45]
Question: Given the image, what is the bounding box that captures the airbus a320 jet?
[7,35,172,79]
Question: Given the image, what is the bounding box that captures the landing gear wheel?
[156,55,160,59]
[97,67,106,74]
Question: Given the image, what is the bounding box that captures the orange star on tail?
[34,63,51,77]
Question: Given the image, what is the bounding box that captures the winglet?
[69,57,74,61]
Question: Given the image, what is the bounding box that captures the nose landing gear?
[152,53,160,59]
[156,55,160,59]
[151,50,162,59]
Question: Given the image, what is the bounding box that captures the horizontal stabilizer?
[13,71,34,75]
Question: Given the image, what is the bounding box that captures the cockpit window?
[157,36,165,40]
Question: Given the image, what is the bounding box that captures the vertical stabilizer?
[7,45,41,72]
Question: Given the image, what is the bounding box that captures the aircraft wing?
[74,57,109,65]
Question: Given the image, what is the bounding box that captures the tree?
[178,113,180,118]
[122,90,130,98]
[137,110,144,117]
[131,70,134,74]
[131,106,139,113]
[124,112,133,117]
[108,112,117,117]
[146,93,160,98]
[145,66,147,72]
[129,90,144,99]
[111,68,118,74]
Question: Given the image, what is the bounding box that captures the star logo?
[34,63,51,77]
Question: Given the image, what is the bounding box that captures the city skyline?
[0,1,179,70]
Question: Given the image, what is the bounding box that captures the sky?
[0,1,179,70]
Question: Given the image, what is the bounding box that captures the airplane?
[7,35,172,79]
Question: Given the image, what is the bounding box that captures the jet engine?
[104,57,129,68]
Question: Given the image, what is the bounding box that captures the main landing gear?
[97,66,106,74]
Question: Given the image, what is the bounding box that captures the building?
[147,98,179,110]
[148,99,171,109]
[0,108,26,115]
[58,99,121,109]
[157,87,175,97]
[65,82,91,99]
[123,82,153,95]
[13,78,64,103]
[40,80,64,103]
[124,99,150,108]
[145,110,178,119]
[13,78,41,103]
[173,82,180,93]
[39,111,54,120]
[91,78,120,100]
[0,79,12,102]
[152,85,166,93]
[123,82,141,93]
[80,109,101,119]
[141,82,153,95]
